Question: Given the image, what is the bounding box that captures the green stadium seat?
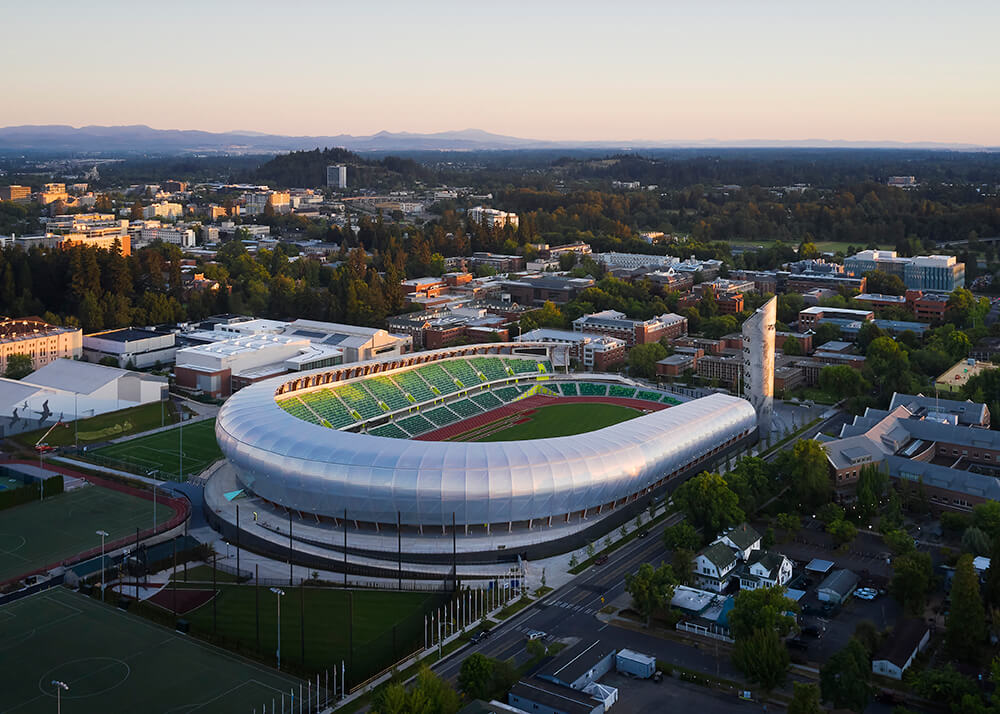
[417,364,458,395]
[333,383,383,420]
[503,358,539,375]
[609,385,636,398]
[277,397,323,425]
[369,424,409,439]
[471,392,504,410]
[661,394,681,405]
[636,390,662,402]
[494,386,522,402]
[469,357,508,381]
[558,382,578,396]
[424,406,459,427]
[441,359,482,388]
[449,399,483,419]
[394,369,436,403]
[579,382,607,397]
[398,414,435,436]
[298,389,357,428]
[366,376,410,411]
[539,360,553,373]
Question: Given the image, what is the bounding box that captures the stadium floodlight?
[51,680,69,714]
[96,530,110,602]
[270,587,285,670]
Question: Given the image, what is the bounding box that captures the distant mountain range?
[0,124,992,154]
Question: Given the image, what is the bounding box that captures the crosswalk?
[543,600,598,615]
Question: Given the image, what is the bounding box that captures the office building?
[742,296,776,433]
[520,328,626,370]
[502,274,594,306]
[327,165,347,189]
[592,252,678,271]
[138,224,197,248]
[46,214,131,255]
[142,201,183,220]
[83,328,177,368]
[572,309,687,346]
[0,185,31,202]
[844,250,964,291]
[467,206,519,229]
[0,317,82,377]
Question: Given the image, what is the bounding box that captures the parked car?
[653,670,663,683]
[526,630,546,641]
[594,555,609,566]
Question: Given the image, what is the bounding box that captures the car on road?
[470,632,485,644]
[637,529,649,538]
[526,630,546,641]
[594,555,609,565]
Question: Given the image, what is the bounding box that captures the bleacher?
[471,392,504,410]
[398,414,435,436]
[277,397,323,425]
[425,406,459,427]
[449,399,483,419]
[661,394,681,405]
[298,389,357,428]
[494,386,522,402]
[470,357,509,381]
[608,385,636,398]
[417,363,459,395]
[558,382,578,396]
[579,382,607,397]
[636,390,663,402]
[441,359,482,388]
[504,358,541,375]
[366,376,410,411]
[333,383,384,420]
[539,360,554,373]
[369,424,409,439]
[394,369,435,403]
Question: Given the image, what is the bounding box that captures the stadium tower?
[741,296,776,434]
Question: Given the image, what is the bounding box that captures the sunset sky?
[3,0,998,144]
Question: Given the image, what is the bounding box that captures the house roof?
[817,569,859,597]
[538,639,614,686]
[752,551,787,578]
[700,542,737,571]
[874,618,929,668]
[722,523,761,551]
[509,680,598,714]
[23,359,129,395]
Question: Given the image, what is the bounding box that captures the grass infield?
[0,485,175,583]
[90,419,222,478]
[466,402,641,442]
[0,588,303,713]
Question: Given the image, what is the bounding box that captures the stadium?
[208,342,757,567]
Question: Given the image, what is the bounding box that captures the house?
[713,523,762,562]
[872,619,930,680]
[508,680,604,714]
[536,639,615,692]
[817,569,859,604]
[740,552,794,591]
[694,542,739,592]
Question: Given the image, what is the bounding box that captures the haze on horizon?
[2,0,998,146]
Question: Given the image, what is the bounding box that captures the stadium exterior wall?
[216,368,757,529]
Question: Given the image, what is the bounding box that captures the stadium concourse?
[206,342,759,574]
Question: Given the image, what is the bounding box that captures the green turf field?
[13,401,180,448]
[162,583,445,689]
[0,485,175,583]
[0,588,305,713]
[469,402,641,442]
[89,418,222,479]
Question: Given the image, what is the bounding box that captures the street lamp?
[270,587,285,670]
[96,530,109,602]
[51,680,69,714]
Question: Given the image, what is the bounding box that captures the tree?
[3,353,32,380]
[907,665,977,705]
[733,626,789,690]
[787,682,822,714]
[864,270,906,296]
[827,518,857,546]
[984,537,1000,609]
[130,199,144,220]
[526,638,547,659]
[882,529,915,555]
[624,562,677,626]
[779,440,832,510]
[855,465,888,521]
[890,551,933,615]
[782,334,802,356]
[776,512,801,534]
[728,586,798,641]
[407,666,460,714]
[972,501,1000,540]
[853,620,881,656]
[820,638,872,712]
[961,526,992,556]
[458,653,494,701]
[627,342,668,379]
[663,522,701,551]
[672,471,744,535]
[947,554,986,661]
[724,456,773,513]
[672,548,695,585]
[865,337,914,397]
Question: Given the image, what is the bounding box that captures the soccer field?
[166,582,446,689]
[468,402,641,442]
[90,419,222,479]
[0,588,304,714]
[0,485,176,583]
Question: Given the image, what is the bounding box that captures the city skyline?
[2,0,998,145]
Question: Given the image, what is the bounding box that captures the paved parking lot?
[600,671,767,714]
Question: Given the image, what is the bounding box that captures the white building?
[83,328,177,368]
[742,296,776,433]
[467,206,519,229]
[593,252,679,270]
[327,165,347,189]
[872,620,930,680]
[694,542,739,592]
[142,201,183,220]
[518,328,625,370]
[138,225,196,248]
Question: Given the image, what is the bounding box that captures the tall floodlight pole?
[178,414,183,481]
[96,529,109,601]
[51,680,69,714]
[270,587,285,670]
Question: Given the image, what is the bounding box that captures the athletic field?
[464,402,641,442]
[0,485,176,583]
[90,419,222,479]
[0,588,303,713]
[166,582,446,689]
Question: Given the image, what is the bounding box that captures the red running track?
[415,394,668,442]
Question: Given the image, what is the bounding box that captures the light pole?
[270,587,285,670]
[96,530,109,601]
[51,680,69,714]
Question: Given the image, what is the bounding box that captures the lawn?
[468,402,641,442]
[0,484,175,583]
[88,418,222,479]
[13,401,179,448]
[162,583,447,689]
[0,588,305,714]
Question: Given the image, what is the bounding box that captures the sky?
[2,0,998,145]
